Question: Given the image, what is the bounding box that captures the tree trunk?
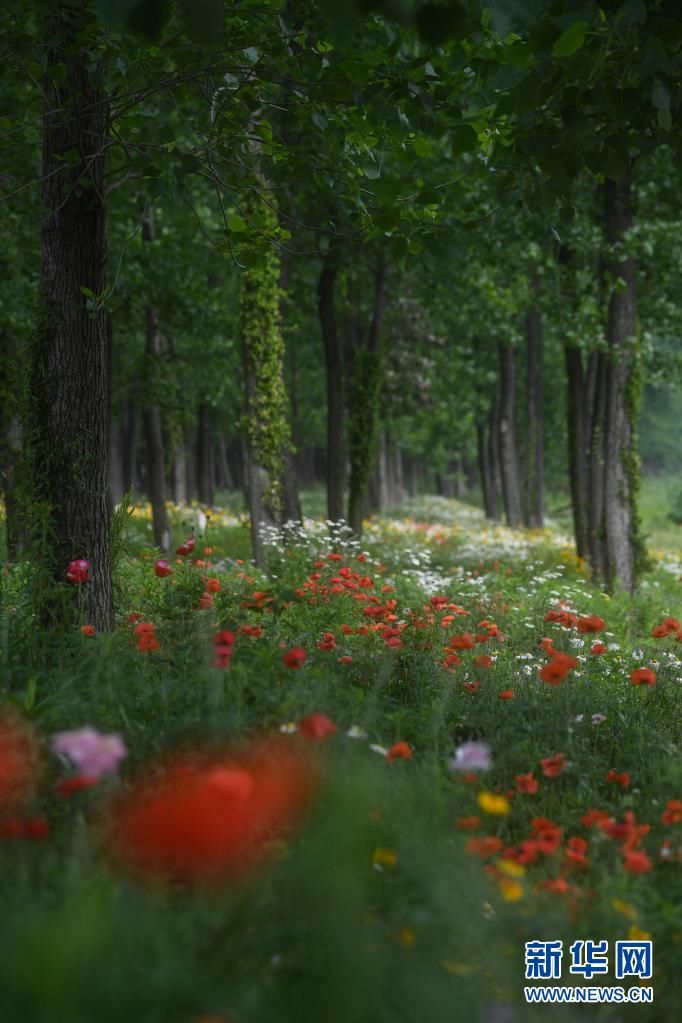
[141,209,171,551]
[564,346,590,559]
[215,436,233,491]
[240,195,294,566]
[197,403,214,506]
[318,253,346,522]
[603,174,641,591]
[32,7,113,630]
[588,351,608,580]
[524,293,544,527]
[477,421,496,520]
[497,343,523,527]
[347,264,387,535]
[488,395,502,522]
[172,439,187,504]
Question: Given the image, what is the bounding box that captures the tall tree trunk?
[31,7,113,630]
[318,253,346,522]
[278,246,302,524]
[347,264,387,535]
[240,194,294,566]
[141,208,171,551]
[172,439,187,504]
[588,351,608,580]
[497,343,523,527]
[477,420,496,520]
[197,403,214,506]
[603,174,642,591]
[488,394,502,522]
[564,346,590,559]
[524,291,544,528]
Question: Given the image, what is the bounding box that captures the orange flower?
[475,655,492,669]
[651,616,681,638]
[81,624,96,637]
[466,835,503,857]
[0,713,40,811]
[630,667,656,686]
[539,753,566,778]
[104,738,315,885]
[515,772,538,794]
[205,578,221,593]
[448,633,475,650]
[498,689,514,700]
[386,742,412,762]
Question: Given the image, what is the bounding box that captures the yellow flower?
[442,961,477,976]
[497,877,524,902]
[372,847,398,868]
[611,898,637,920]
[396,926,415,947]
[628,925,652,942]
[497,858,526,878]
[477,791,511,817]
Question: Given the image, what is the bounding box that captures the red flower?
[475,655,492,669]
[155,560,173,578]
[386,742,412,762]
[463,680,480,693]
[539,753,566,778]
[0,714,40,811]
[213,630,235,669]
[539,652,578,686]
[630,667,656,687]
[176,535,196,557]
[205,578,221,593]
[0,816,49,841]
[298,713,337,742]
[448,632,475,650]
[651,616,681,638]
[81,624,96,637]
[577,615,605,634]
[515,772,538,794]
[466,836,503,857]
[66,559,91,584]
[661,800,682,825]
[283,647,306,670]
[591,642,607,655]
[498,689,514,700]
[606,769,630,789]
[103,738,315,885]
[622,849,652,874]
[54,775,99,797]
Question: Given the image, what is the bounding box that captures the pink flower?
[450,741,492,772]
[66,560,91,584]
[51,727,127,779]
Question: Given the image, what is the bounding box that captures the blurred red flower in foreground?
[0,713,41,811]
[283,646,306,669]
[630,667,656,687]
[103,737,315,885]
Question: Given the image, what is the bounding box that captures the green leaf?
[412,135,432,158]
[552,21,588,59]
[652,78,670,111]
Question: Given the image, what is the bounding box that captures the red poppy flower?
[386,742,412,762]
[539,652,578,686]
[606,769,630,789]
[66,559,91,584]
[0,816,49,841]
[0,714,41,812]
[298,713,337,742]
[103,738,315,885]
[448,633,475,650]
[466,836,503,857]
[316,632,336,652]
[498,689,514,700]
[54,775,99,797]
[205,578,221,593]
[515,772,538,794]
[539,753,566,778]
[622,849,652,874]
[577,615,605,634]
[283,647,306,669]
[630,667,656,686]
[475,655,492,669]
[155,560,173,578]
[651,617,681,638]
[539,637,557,656]
[463,680,480,693]
[176,535,196,557]
[580,808,612,829]
[591,642,607,655]
[443,653,462,670]
[81,624,96,637]
[661,800,682,825]
[565,836,589,868]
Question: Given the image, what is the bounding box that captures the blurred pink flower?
[52,727,127,779]
[450,740,492,772]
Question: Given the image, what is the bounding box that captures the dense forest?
[1,2,682,1021]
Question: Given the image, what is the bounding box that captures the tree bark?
[565,346,590,559]
[603,174,640,591]
[142,208,171,551]
[477,420,496,520]
[318,253,346,522]
[488,394,502,521]
[33,7,113,629]
[197,402,214,507]
[497,343,523,527]
[524,290,544,528]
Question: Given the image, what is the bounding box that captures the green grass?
[1,493,681,1022]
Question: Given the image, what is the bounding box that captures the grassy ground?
[1,488,681,1022]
